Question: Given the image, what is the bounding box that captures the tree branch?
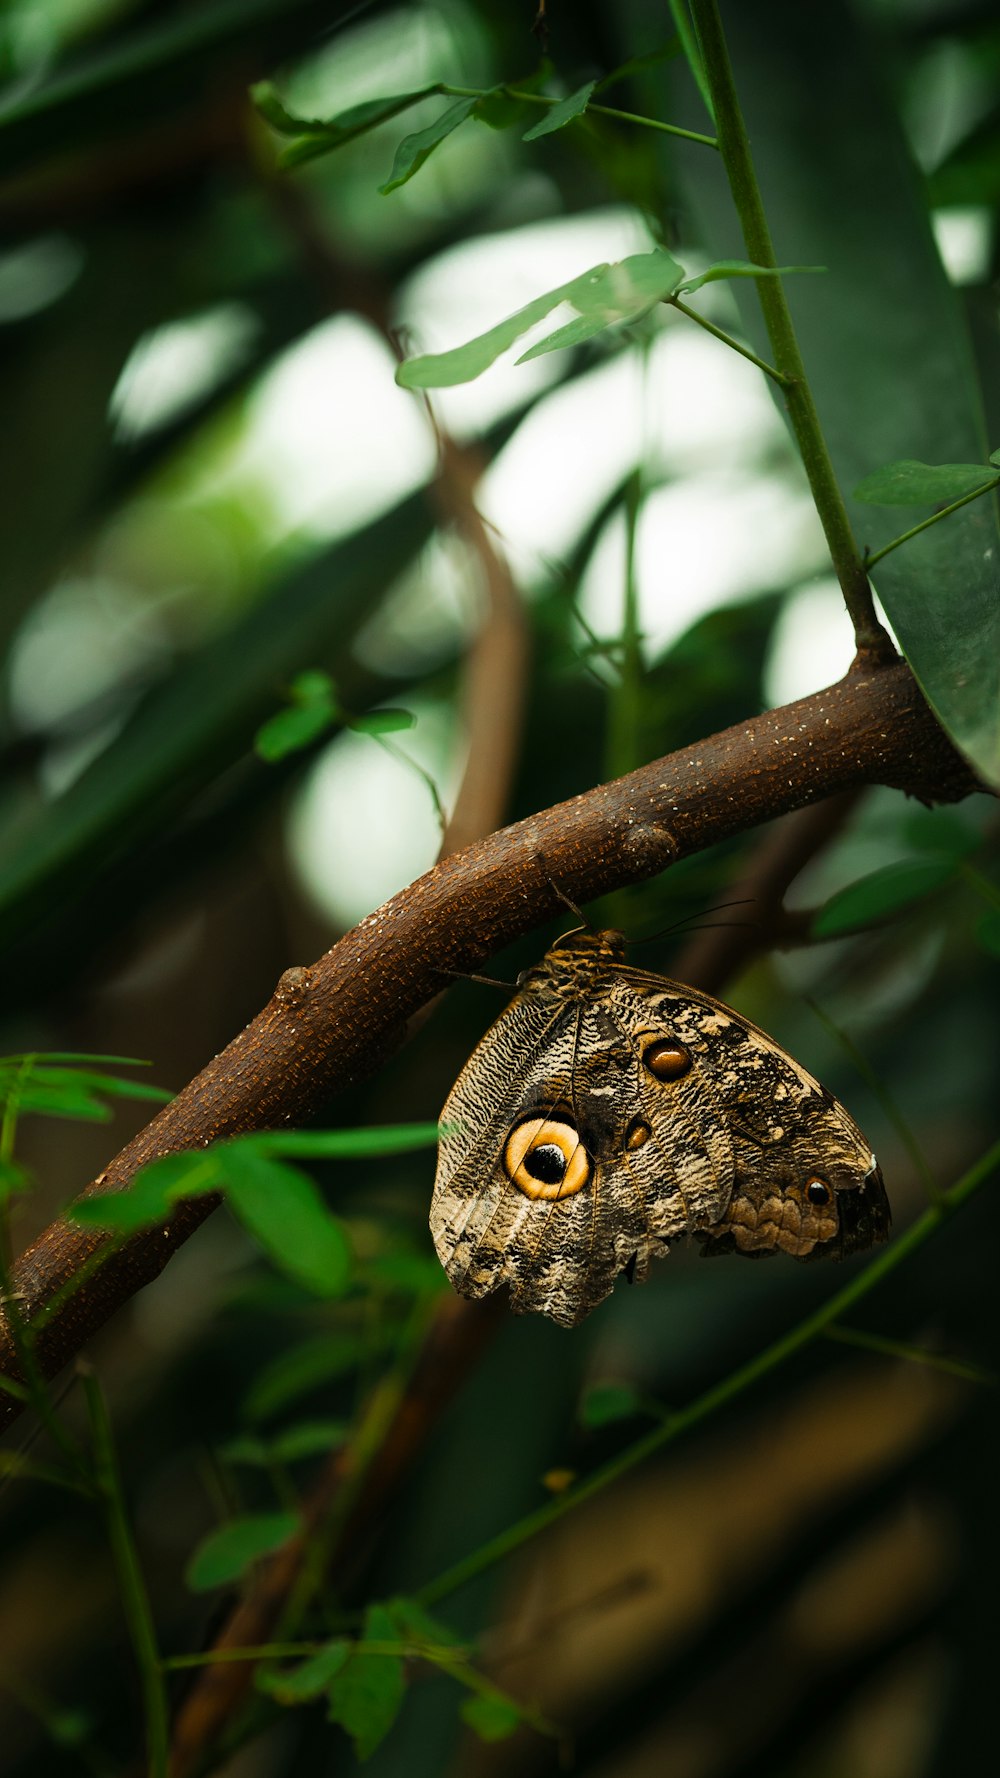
[0,659,980,1426]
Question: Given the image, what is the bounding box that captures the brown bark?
[0,658,979,1427]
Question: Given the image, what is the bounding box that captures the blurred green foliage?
[0,3,999,1777]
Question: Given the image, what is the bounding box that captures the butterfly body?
[431,929,889,1327]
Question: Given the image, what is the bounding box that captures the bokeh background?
[1,1,999,1774]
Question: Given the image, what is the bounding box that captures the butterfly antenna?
[533,852,590,929]
[436,968,514,991]
[632,899,759,947]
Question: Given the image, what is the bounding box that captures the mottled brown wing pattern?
[430,930,890,1327]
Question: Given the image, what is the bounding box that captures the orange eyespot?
[643,1038,691,1081]
[805,1176,831,1206]
[504,1117,591,1201]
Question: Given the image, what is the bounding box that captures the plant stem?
[415,1135,1000,1607]
[440,85,718,149]
[669,295,789,384]
[864,477,1000,569]
[824,1323,996,1385]
[604,466,644,781]
[84,1369,169,1778]
[687,1,891,657]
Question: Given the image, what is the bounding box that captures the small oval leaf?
[579,1382,646,1429]
[379,97,477,194]
[327,1604,406,1760]
[523,82,596,141]
[257,1639,351,1704]
[218,1146,351,1299]
[460,1694,523,1742]
[348,708,416,736]
[813,858,956,937]
[853,459,999,506]
[186,1512,299,1591]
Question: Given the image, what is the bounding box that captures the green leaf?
[220,1419,347,1467]
[327,1605,406,1761]
[460,1694,523,1742]
[269,1419,348,1462]
[255,703,337,761]
[257,1640,351,1704]
[813,859,956,938]
[253,85,439,168]
[976,910,1000,958]
[578,1381,646,1429]
[379,97,478,194]
[397,249,682,389]
[671,4,1000,783]
[523,82,596,141]
[217,1144,351,1299]
[250,81,318,134]
[255,669,340,761]
[0,1058,171,1124]
[362,1250,446,1298]
[676,259,824,296]
[900,807,981,860]
[290,669,337,704]
[474,90,526,130]
[385,1596,460,1649]
[244,1330,395,1423]
[348,708,416,736]
[515,250,687,363]
[69,1152,215,1233]
[0,1160,31,1206]
[596,41,681,90]
[186,1512,299,1591]
[853,459,999,506]
[254,1123,443,1160]
[217,1434,270,1467]
[0,1051,157,1066]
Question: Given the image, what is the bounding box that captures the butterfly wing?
[431,945,889,1329]
[610,966,890,1262]
[431,982,738,1327]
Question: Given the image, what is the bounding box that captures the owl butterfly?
[431,928,890,1328]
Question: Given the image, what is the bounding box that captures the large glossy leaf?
[0,491,432,959]
[0,0,341,178]
[662,0,1000,784]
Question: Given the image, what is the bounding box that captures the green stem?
[84,1369,169,1778]
[824,1323,996,1386]
[415,1135,1000,1608]
[669,295,789,384]
[864,477,1000,569]
[440,85,718,149]
[687,2,890,656]
[604,467,644,781]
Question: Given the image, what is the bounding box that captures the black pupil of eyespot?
[525,1144,567,1184]
[807,1181,830,1204]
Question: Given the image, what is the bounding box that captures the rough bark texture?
[0,659,980,1427]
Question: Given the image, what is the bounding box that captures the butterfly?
[430,928,890,1327]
